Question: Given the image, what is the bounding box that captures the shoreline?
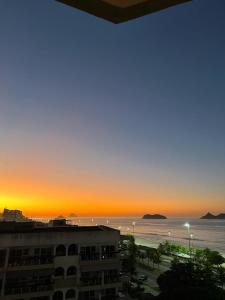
[134,236,225,258]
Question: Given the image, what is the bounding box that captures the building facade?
[0,221,121,300]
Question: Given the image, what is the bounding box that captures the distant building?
[0,221,121,300]
[0,209,30,222]
[56,0,191,24]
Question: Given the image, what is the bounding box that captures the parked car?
[138,274,148,281]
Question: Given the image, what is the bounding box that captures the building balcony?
[104,277,120,285]
[80,253,101,261]
[79,254,119,267]
[7,256,54,268]
[54,277,77,288]
[79,278,102,287]
[4,283,53,296]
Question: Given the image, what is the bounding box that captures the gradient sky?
[0,0,225,217]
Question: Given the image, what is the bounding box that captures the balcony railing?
[5,283,53,295]
[80,253,100,261]
[80,278,102,287]
[104,277,120,284]
[78,298,99,300]
[8,256,54,267]
[101,253,117,260]
[80,253,117,262]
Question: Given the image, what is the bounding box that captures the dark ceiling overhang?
[56,0,192,24]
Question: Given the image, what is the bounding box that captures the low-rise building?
[0,220,121,300]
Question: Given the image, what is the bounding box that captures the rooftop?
[0,221,119,234]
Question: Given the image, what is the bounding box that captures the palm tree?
[217,267,225,288]
[146,248,152,266]
[153,249,162,269]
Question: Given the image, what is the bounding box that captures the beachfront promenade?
[136,255,172,296]
[125,236,225,298]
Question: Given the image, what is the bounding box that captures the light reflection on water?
[33,217,225,253]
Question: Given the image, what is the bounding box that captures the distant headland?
[142,214,167,219]
[200,212,225,220]
[0,208,30,222]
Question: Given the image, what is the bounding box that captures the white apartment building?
[0,220,121,300]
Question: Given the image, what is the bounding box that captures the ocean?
[34,217,225,254]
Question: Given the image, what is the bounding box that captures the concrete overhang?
[56,0,192,23]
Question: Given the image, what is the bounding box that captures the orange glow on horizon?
[1,172,224,218]
[1,149,224,219]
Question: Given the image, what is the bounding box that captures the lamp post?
[132,221,136,235]
[184,222,190,233]
[168,231,172,245]
[189,233,194,254]
[184,222,191,256]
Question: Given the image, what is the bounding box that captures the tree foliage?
[156,260,225,300]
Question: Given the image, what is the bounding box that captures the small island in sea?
[0,208,30,222]
[200,212,225,220]
[142,214,167,219]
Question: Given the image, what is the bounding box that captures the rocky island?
[142,214,167,219]
[200,212,225,220]
[0,208,30,222]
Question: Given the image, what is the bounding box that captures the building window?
[80,271,102,286]
[65,289,76,299]
[101,245,116,259]
[54,267,64,278]
[8,248,30,266]
[0,249,6,267]
[5,271,52,295]
[53,291,63,300]
[80,246,99,261]
[34,247,53,257]
[68,244,78,256]
[104,269,119,284]
[79,290,98,300]
[56,245,66,256]
[102,288,117,300]
[67,266,77,277]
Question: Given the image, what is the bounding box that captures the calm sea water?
[34,217,225,254]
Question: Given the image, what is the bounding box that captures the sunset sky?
[0,0,225,217]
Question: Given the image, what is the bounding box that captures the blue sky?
[0,0,225,216]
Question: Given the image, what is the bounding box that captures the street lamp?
[132,221,136,235]
[184,222,191,256]
[190,233,194,249]
[184,222,190,233]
